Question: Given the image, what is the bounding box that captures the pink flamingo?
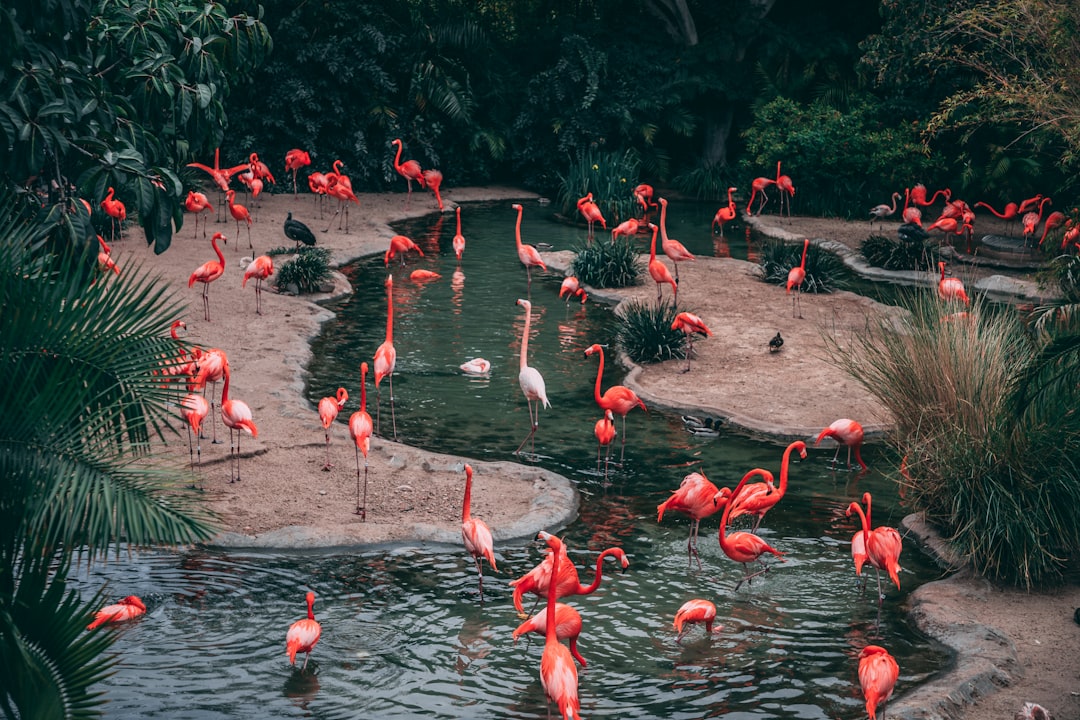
[937,261,970,305]
[220,360,258,483]
[180,393,210,485]
[225,190,253,251]
[452,206,465,262]
[633,183,657,220]
[657,198,695,282]
[461,463,498,600]
[787,238,809,318]
[188,232,227,322]
[323,167,359,233]
[184,190,213,238]
[349,362,374,519]
[584,343,646,463]
[657,470,727,569]
[384,234,425,266]
[869,192,902,227]
[374,275,398,441]
[512,203,547,288]
[513,602,586,666]
[317,387,349,471]
[610,217,640,240]
[593,409,616,476]
[242,255,274,315]
[847,495,902,602]
[674,599,719,641]
[559,276,587,305]
[391,138,426,202]
[100,186,127,242]
[284,148,312,197]
[576,192,606,242]
[514,298,550,456]
[712,186,738,235]
[775,161,795,217]
[1038,210,1067,246]
[1021,197,1052,244]
[671,311,712,372]
[815,418,868,470]
[718,468,786,589]
[909,183,950,207]
[87,595,146,630]
[423,168,444,210]
[96,236,120,277]
[647,222,678,303]
[191,346,227,444]
[510,531,629,614]
[728,440,807,532]
[286,591,321,671]
[859,645,899,720]
[538,534,581,720]
[746,173,776,215]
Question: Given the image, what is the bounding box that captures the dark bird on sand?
[769,332,784,353]
[285,212,317,250]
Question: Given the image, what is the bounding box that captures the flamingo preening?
[717,468,786,589]
[318,387,349,471]
[657,470,727,569]
[858,644,899,720]
[87,595,146,630]
[284,148,312,198]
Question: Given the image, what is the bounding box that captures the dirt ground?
[107,188,1078,720]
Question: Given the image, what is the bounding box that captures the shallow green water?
[80,201,948,719]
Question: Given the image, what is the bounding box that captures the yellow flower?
[620,178,626,183]
[591,164,599,171]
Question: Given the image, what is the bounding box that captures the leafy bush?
[556,148,641,227]
[571,238,642,289]
[274,247,332,294]
[861,233,938,271]
[617,299,685,364]
[758,239,843,293]
[828,290,1080,587]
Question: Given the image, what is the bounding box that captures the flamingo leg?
[208,381,222,445]
[683,335,693,373]
[353,445,368,520]
[734,560,773,590]
[474,557,485,602]
[619,414,628,465]
[513,399,538,457]
[202,283,211,322]
[388,374,398,441]
[322,429,333,471]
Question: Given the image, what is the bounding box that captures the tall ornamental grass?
[556,148,641,226]
[828,290,1080,587]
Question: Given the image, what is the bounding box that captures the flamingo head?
[212,232,227,244]
[122,596,146,611]
[391,138,401,147]
[712,487,732,508]
[516,298,530,311]
[464,463,473,482]
[385,274,392,289]
[584,343,602,357]
[512,203,522,211]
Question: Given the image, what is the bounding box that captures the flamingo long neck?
[214,148,220,170]
[863,492,873,527]
[360,363,368,412]
[306,595,315,621]
[649,225,659,261]
[514,206,524,251]
[939,263,946,282]
[462,467,473,522]
[727,187,736,208]
[519,304,531,371]
[580,548,618,595]
[455,206,462,234]
[849,500,871,549]
[775,160,782,184]
[721,469,766,548]
[545,538,561,643]
[220,364,231,404]
[903,187,911,212]
[105,187,115,202]
[888,192,900,213]
[778,442,800,496]
[393,142,403,171]
[799,239,809,270]
[212,235,225,266]
[592,348,605,405]
[1038,197,1051,221]
[98,236,111,254]
[385,280,394,343]
[659,200,669,242]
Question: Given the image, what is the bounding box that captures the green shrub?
[828,290,1080,587]
[617,298,685,364]
[556,148,641,226]
[273,246,332,294]
[861,233,938,272]
[571,238,642,289]
[758,238,843,293]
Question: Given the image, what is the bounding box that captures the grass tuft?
[758,238,843,293]
[571,238,642,289]
[617,298,685,364]
[273,246,332,294]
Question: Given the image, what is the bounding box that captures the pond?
[78,201,949,719]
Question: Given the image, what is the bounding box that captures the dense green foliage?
[0,0,271,254]
[556,148,640,227]
[0,191,214,714]
[861,233,938,272]
[274,246,333,294]
[758,239,843,293]
[617,299,686,364]
[829,292,1080,587]
[571,238,642,289]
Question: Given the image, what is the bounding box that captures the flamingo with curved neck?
[452,205,465,262]
[786,238,810,318]
[846,494,902,603]
[658,198,695,282]
[461,463,497,600]
[584,343,646,463]
[728,440,808,531]
[719,469,786,589]
[509,531,629,614]
[374,275,397,441]
[647,222,677,302]
[513,203,547,287]
[712,186,738,235]
[539,534,581,720]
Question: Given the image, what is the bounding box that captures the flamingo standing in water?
[727,440,807,532]
[787,238,809,318]
[317,387,348,471]
[610,217,640,240]
[674,599,719,641]
[225,190,253,251]
[593,409,615,476]
[185,190,213,238]
[513,602,586,667]
[510,531,629,614]
[937,261,970,305]
[188,232,227,322]
[647,223,678,303]
[657,470,727,569]
[538,534,581,720]
[284,148,311,197]
[658,198,695,283]
[452,206,466,262]
[815,418,868,470]
[514,298,550,457]
[576,192,606,242]
[384,234,425,266]
[847,495,902,602]
[87,595,146,630]
[717,468,786,589]
[584,343,646,464]
[391,138,425,203]
[858,645,899,720]
[559,276,587,305]
[220,360,258,483]
[512,203,547,288]
[349,363,374,519]
[286,591,322,672]
[633,183,657,221]
[100,187,126,242]
[242,255,274,315]
[671,312,712,373]
[461,463,498,600]
[374,275,398,441]
[712,186,738,235]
